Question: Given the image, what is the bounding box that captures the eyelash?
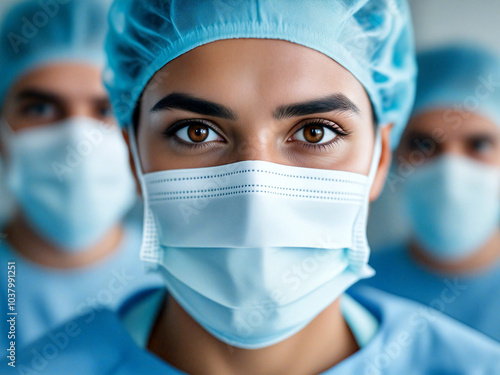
[162,119,223,149]
[162,118,350,150]
[291,119,350,151]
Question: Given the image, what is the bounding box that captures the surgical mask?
[130,126,381,349]
[403,155,500,260]
[1,117,136,252]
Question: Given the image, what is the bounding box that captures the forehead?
[142,38,371,114]
[407,109,500,138]
[6,62,106,101]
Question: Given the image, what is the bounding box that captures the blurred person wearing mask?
[0,0,161,348]
[362,45,500,342]
[6,2,500,374]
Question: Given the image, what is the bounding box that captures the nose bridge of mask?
[128,124,382,266]
[152,161,368,243]
[2,116,114,150]
[414,155,500,200]
[3,117,117,184]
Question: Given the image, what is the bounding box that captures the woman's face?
[137,39,389,198]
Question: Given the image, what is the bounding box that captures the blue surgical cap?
[413,45,500,126]
[104,0,417,147]
[0,0,111,106]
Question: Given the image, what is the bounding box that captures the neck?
[148,296,358,375]
[410,230,500,275]
[3,214,124,268]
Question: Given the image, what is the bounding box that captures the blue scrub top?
[5,286,500,374]
[361,244,500,342]
[0,210,163,349]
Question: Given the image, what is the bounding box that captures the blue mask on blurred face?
[1,117,136,252]
[403,156,500,260]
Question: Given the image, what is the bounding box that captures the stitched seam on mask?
[148,184,364,198]
[149,190,364,202]
[147,169,365,185]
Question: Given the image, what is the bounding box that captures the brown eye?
[290,122,338,145]
[188,124,209,142]
[302,125,324,143]
[174,122,221,144]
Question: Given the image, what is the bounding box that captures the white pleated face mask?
[1,117,136,251]
[130,125,382,349]
[403,155,500,260]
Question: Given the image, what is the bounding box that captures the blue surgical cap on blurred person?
[413,45,500,126]
[104,0,417,148]
[0,0,111,106]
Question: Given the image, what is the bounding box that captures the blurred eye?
[291,123,340,144]
[175,122,222,143]
[470,137,495,155]
[408,136,436,154]
[21,102,56,119]
[97,105,113,119]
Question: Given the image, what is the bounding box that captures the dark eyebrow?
[15,89,61,104]
[274,94,360,120]
[150,92,360,122]
[150,92,238,120]
[466,132,499,144]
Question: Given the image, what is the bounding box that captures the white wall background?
[410,0,500,53]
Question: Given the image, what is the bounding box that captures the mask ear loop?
[127,123,161,269]
[349,127,383,275]
[368,128,383,186]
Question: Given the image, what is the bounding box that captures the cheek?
[2,103,24,131]
[137,104,171,173]
[483,145,500,167]
[137,125,163,174]
[297,126,374,175]
[342,131,375,175]
[335,112,376,175]
[495,149,500,166]
[3,115,34,132]
[138,123,199,173]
